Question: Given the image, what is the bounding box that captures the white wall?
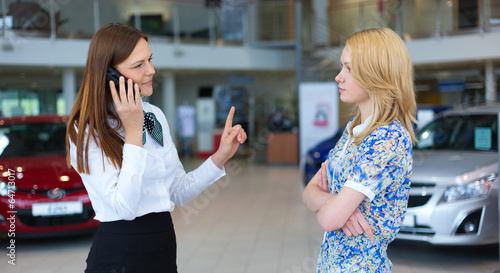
[313,29,500,67]
[406,31,500,65]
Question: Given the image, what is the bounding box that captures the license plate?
[32,201,83,216]
[402,214,415,227]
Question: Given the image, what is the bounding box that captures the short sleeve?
[344,128,406,201]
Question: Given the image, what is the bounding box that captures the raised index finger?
[224,106,235,131]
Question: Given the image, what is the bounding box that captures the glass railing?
[1,0,499,45]
[485,0,500,31]
[323,0,500,46]
[247,0,296,46]
[0,0,96,39]
[133,0,244,45]
[0,0,72,39]
[0,0,245,44]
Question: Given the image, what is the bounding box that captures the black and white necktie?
[143,111,164,147]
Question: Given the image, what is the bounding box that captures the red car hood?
[1,156,83,191]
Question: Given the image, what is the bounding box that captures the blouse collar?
[352,115,372,137]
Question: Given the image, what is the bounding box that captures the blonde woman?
[302,28,417,272]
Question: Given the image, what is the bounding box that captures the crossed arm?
[302,161,374,241]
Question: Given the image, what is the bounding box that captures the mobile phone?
[106,67,141,95]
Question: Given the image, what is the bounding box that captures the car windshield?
[415,113,498,152]
[0,122,66,158]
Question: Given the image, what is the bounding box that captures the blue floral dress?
[317,118,413,273]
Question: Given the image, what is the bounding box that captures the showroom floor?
[1,159,499,273]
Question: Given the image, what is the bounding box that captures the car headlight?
[0,181,16,197]
[441,173,496,203]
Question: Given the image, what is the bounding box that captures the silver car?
[398,104,499,246]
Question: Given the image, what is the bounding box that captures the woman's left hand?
[211,106,247,169]
[342,208,375,243]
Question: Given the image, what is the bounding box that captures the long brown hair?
[346,28,417,145]
[66,23,148,174]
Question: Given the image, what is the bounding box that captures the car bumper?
[0,192,99,238]
[397,185,498,246]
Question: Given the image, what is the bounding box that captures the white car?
[398,104,499,246]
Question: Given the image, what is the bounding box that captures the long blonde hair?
[66,23,148,174]
[346,28,417,145]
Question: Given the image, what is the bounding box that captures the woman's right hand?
[109,77,143,147]
[317,160,330,192]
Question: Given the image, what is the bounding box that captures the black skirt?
[85,212,177,273]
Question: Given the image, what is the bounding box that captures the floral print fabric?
[317,119,413,273]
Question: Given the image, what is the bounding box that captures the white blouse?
[69,101,225,222]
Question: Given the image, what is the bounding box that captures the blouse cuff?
[344,180,376,201]
[202,156,226,182]
[122,143,148,173]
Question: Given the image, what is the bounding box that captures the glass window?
[0,121,67,158]
[402,0,438,39]
[0,90,40,117]
[57,0,94,38]
[257,0,295,42]
[487,0,500,29]
[439,0,455,35]
[415,113,498,151]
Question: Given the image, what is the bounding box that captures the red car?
[0,115,99,238]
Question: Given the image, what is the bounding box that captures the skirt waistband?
[98,212,173,234]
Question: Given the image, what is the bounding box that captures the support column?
[294,0,302,84]
[242,5,250,47]
[2,0,7,37]
[62,68,76,116]
[162,72,177,144]
[40,90,58,114]
[486,61,497,103]
[208,7,216,46]
[49,0,56,40]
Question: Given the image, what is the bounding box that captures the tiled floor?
[1,159,499,273]
[173,159,322,273]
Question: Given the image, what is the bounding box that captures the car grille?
[408,195,432,207]
[399,225,436,236]
[16,187,86,195]
[407,182,436,208]
[17,205,95,227]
